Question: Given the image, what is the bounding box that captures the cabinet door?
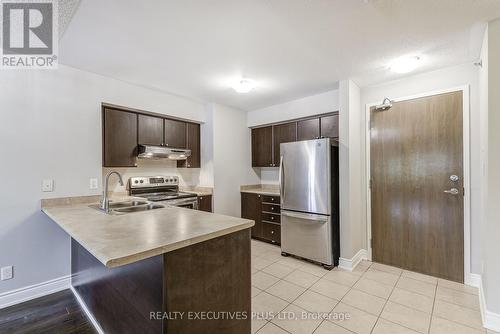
[262,223,281,245]
[164,119,187,148]
[320,114,339,138]
[138,114,164,146]
[178,123,200,168]
[251,127,273,167]
[103,108,138,167]
[198,195,212,212]
[241,193,262,238]
[297,118,320,141]
[273,122,297,166]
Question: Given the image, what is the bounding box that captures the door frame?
[365,85,472,284]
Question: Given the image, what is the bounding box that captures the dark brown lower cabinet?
[241,192,280,245]
[198,195,212,212]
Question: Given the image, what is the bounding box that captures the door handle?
[279,156,284,201]
[444,188,459,195]
[281,210,328,222]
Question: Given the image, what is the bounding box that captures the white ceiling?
[59,0,500,111]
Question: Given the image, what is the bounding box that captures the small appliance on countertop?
[129,176,199,209]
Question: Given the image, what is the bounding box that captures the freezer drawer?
[280,210,333,265]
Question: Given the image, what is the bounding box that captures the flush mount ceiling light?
[232,79,256,93]
[389,56,421,74]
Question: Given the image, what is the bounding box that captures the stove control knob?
[140,180,144,184]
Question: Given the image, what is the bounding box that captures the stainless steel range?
[129,176,199,209]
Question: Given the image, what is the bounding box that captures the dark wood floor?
[0,289,97,334]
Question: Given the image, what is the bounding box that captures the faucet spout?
[101,171,124,212]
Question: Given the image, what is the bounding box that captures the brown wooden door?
[178,123,200,168]
[138,114,164,146]
[103,108,138,167]
[273,123,297,166]
[198,195,212,212]
[320,114,339,138]
[370,91,464,282]
[164,119,187,148]
[241,193,262,238]
[252,127,273,167]
[297,118,320,141]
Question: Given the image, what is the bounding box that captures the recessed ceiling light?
[389,56,421,74]
[232,79,256,93]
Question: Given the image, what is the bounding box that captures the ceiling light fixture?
[389,56,421,74]
[232,79,256,93]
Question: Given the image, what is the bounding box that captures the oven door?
[163,197,199,210]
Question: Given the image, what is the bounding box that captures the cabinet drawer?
[261,195,280,204]
[262,212,280,224]
[262,203,280,214]
[262,223,281,244]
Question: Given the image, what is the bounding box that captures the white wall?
[0,64,208,294]
[360,63,482,274]
[212,104,260,216]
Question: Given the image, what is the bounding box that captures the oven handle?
[163,197,199,209]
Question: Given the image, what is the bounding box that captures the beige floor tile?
[389,287,434,314]
[396,276,436,298]
[323,269,361,287]
[487,330,500,334]
[266,280,306,302]
[314,320,354,334]
[372,318,421,334]
[252,267,260,274]
[430,316,485,334]
[277,256,307,269]
[252,319,268,333]
[433,299,483,330]
[252,286,263,298]
[259,250,285,262]
[252,291,289,315]
[329,302,378,334]
[253,271,281,290]
[263,262,296,279]
[380,301,431,334]
[253,257,275,270]
[257,322,289,334]
[353,277,393,299]
[298,262,329,277]
[271,304,323,334]
[310,278,351,300]
[341,289,386,316]
[292,290,339,314]
[371,262,403,276]
[284,270,320,288]
[363,268,400,286]
[436,286,480,310]
[402,270,438,284]
[438,279,478,296]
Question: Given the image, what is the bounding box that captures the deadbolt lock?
[450,175,459,182]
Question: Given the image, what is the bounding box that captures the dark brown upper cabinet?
[178,122,200,168]
[164,118,186,148]
[273,122,297,166]
[251,126,273,167]
[320,114,339,138]
[103,108,138,167]
[138,114,164,146]
[297,118,320,141]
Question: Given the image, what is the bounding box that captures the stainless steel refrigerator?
[279,138,339,269]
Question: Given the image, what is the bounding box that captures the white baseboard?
[71,286,104,334]
[478,275,500,332]
[0,275,71,309]
[466,273,481,288]
[339,249,368,271]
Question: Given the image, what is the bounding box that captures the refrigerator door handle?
[281,210,328,223]
[279,155,285,201]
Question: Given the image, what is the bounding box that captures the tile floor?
[251,239,494,334]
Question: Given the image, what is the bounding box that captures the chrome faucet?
[101,171,124,212]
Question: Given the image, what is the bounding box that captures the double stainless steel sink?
[90,200,165,215]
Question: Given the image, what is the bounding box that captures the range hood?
[137,145,191,160]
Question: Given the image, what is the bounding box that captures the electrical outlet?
[42,179,54,192]
[1,266,13,280]
[89,178,98,190]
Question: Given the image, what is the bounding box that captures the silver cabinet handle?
[444,188,459,195]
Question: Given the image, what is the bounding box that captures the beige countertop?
[42,196,253,268]
[240,184,280,196]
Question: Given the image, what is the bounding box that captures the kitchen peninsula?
[42,196,253,334]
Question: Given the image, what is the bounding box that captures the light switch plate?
[42,179,54,192]
[1,266,13,280]
[89,178,98,190]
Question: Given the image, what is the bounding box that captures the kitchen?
[2,1,500,334]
